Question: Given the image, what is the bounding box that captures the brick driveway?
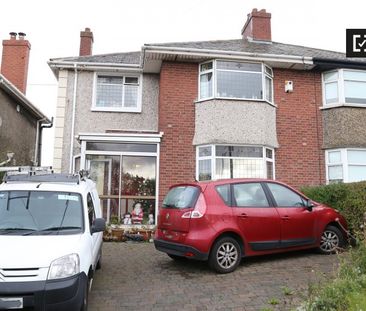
[88,242,339,311]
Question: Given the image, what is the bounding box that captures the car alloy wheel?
[319,225,344,254]
[209,237,241,273]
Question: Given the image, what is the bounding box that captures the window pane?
[86,142,157,152]
[200,62,213,72]
[200,72,213,99]
[265,66,273,77]
[348,166,366,182]
[124,84,138,107]
[328,165,343,181]
[266,161,274,179]
[98,76,123,84]
[266,149,273,159]
[198,159,212,181]
[267,183,304,207]
[348,150,366,164]
[125,77,138,84]
[216,158,231,179]
[265,76,272,102]
[217,71,262,99]
[344,81,366,104]
[216,61,261,72]
[216,185,231,205]
[325,82,338,104]
[199,146,212,157]
[216,146,262,157]
[344,70,366,81]
[328,151,341,164]
[233,183,269,207]
[324,71,338,82]
[96,83,122,108]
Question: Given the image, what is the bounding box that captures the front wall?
[61,71,159,172]
[323,107,366,149]
[0,89,37,165]
[158,62,197,203]
[274,69,325,188]
[193,99,278,147]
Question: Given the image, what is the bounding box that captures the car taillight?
[181,194,207,219]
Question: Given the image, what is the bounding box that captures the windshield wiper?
[22,226,82,236]
[162,203,177,208]
[0,228,36,235]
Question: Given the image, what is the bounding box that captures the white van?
[0,170,105,310]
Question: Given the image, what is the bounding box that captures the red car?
[154,179,348,273]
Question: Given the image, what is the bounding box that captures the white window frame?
[198,60,274,104]
[92,72,143,113]
[322,69,366,108]
[325,148,366,183]
[196,145,275,181]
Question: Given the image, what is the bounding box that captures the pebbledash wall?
[54,70,159,172]
[158,63,325,195]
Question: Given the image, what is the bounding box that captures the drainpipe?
[69,64,78,174]
[34,117,54,166]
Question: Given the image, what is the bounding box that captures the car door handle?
[238,213,248,218]
[281,215,290,221]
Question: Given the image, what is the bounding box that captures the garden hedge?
[301,181,366,233]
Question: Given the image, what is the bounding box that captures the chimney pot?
[18,32,26,40]
[9,32,17,39]
[242,8,272,42]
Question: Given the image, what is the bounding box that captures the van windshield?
[0,191,83,235]
[162,186,199,209]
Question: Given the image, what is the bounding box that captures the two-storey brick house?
[48,9,366,225]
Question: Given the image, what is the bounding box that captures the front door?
[231,182,281,251]
[265,182,317,248]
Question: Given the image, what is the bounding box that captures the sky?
[1,0,365,165]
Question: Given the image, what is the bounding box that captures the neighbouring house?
[0,32,51,167]
[48,10,366,225]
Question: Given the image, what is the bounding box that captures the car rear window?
[162,186,199,209]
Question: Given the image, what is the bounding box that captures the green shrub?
[301,181,366,233]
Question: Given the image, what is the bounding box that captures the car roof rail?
[2,166,83,184]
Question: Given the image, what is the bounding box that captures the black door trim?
[250,238,316,251]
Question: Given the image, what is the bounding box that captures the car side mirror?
[306,200,314,212]
[91,218,106,234]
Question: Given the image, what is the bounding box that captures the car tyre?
[209,237,241,274]
[318,225,345,254]
[96,249,102,270]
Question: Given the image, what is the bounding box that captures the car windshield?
[0,191,83,235]
[162,186,199,209]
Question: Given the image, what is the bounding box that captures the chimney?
[241,9,272,42]
[79,27,93,56]
[1,32,31,94]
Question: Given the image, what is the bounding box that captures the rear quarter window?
[162,186,199,209]
[216,184,231,206]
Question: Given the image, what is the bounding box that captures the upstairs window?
[93,74,141,112]
[323,69,366,107]
[199,60,273,103]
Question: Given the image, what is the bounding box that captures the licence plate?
[0,297,23,309]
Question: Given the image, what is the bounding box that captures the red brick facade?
[1,33,31,94]
[274,69,325,188]
[158,62,198,202]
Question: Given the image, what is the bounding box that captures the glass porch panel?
[121,156,156,224]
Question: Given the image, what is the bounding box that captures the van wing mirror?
[91,218,106,234]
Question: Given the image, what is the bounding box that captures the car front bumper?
[0,272,87,311]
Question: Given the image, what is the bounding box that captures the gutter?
[143,45,314,65]
[313,57,366,69]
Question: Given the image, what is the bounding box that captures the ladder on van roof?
[1,166,89,184]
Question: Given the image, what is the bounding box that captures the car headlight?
[48,254,80,280]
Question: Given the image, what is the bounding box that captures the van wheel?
[209,237,241,274]
[318,225,345,254]
[80,278,89,311]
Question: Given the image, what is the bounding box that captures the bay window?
[197,145,275,181]
[323,69,366,106]
[199,60,273,103]
[326,149,366,183]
